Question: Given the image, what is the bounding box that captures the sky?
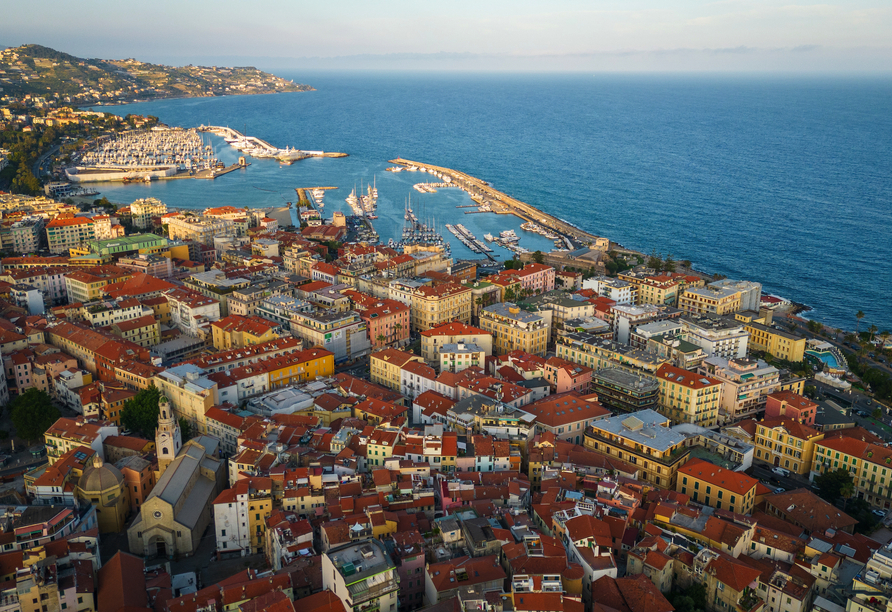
[2,0,892,71]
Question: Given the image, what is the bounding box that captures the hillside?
[0,44,313,104]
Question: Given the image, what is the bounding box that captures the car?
[772,467,791,477]
[872,509,887,519]
[775,487,786,493]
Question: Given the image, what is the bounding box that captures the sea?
[90,72,892,333]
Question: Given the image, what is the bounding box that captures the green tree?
[376,334,386,345]
[8,388,60,441]
[662,252,676,272]
[503,259,520,270]
[856,310,865,334]
[869,324,879,343]
[814,467,854,505]
[120,385,162,439]
[532,250,544,265]
[646,249,662,270]
[504,288,517,302]
[178,417,193,441]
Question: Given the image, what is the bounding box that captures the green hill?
[0,44,312,102]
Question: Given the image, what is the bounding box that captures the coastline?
[85,88,316,109]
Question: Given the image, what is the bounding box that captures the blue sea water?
[91,72,892,333]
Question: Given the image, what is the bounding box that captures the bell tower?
[156,396,181,475]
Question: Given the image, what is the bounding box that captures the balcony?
[349,577,399,606]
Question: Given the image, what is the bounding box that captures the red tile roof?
[678,457,758,495]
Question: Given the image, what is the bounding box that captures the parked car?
[772,467,791,477]
[775,487,786,493]
[872,509,887,519]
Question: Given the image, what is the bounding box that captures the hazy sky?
[3,0,891,71]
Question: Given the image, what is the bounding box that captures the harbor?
[390,157,609,250]
[65,127,238,183]
[200,126,348,163]
[446,223,493,254]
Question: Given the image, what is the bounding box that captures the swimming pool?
[806,350,840,369]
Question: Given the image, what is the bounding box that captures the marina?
[390,157,607,250]
[446,223,493,254]
[201,126,348,163]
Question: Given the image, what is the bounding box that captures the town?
[0,185,887,612]
[2,44,892,612]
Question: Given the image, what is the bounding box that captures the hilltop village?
[3,43,892,612]
[0,186,886,612]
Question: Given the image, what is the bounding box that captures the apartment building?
[166,214,236,245]
[708,279,762,312]
[370,348,424,390]
[323,539,399,612]
[812,437,892,511]
[420,321,492,363]
[591,368,660,414]
[745,321,806,363]
[556,332,668,374]
[654,363,723,428]
[676,457,758,514]
[211,314,280,350]
[582,276,635,305]
[636,275,681,306]
[583,409,690,489]
[153,364,218,435]
[184,269,251,316]
[8,216,45,253]
[439,343,486,374]
[513,262,556,294]
[754,418,824,475]
[410,282,472,331]
[764,391,818,426]
[165,287,221,336]
[63,266,131,303]
[291,309,372,363]
[129,197,168,229]
[480,302,549,356]
[678,286,742,316]
[680,314,750,359]
[45,217,95,253]
[44,416,119,464]
[213,476,274,556]
[700,356,781,422]
[358,298,410,349]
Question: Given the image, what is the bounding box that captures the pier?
[200,126,348,161]
[446,224,493,254]
[390,158,609,249]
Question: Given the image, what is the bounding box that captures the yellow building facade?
[754,419,824,475]
[655,364,723,427]
[745,322,806,363]
[370,348,424,390]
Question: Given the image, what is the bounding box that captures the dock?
[194,163,247,180]
[200,126,348,161]
[389,158,608,249]
[446,224,492,254]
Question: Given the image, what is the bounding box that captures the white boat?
[484,233,494,242]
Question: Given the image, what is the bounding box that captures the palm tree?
[393,323,402,345]
[869,324,878,344]
[856,310,865,335]
[376,334,386,346]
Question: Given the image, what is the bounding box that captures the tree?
[662,252,676,272]
[869,324,879,343]
[504,288,516,302]
[532,250,544,264]
[856,310,865,334]
[120,385,162,439]
[814,467,855,505]
[8,388,60,441]
[376,334,386,345]
[178,417,193,441]
[646,249,662,270]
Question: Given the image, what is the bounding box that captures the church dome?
[79,455,124,493]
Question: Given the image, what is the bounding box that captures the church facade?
[126,397,225,558]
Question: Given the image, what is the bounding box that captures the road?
[778,313,892,376]
[751,463,813,493]
[32,145,60,179]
